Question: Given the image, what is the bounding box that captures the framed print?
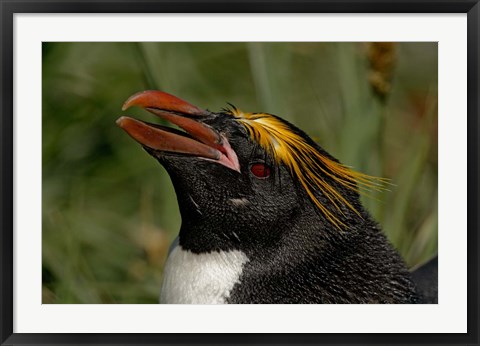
[1,1,479,345]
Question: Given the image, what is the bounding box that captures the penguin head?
[117,90,382,254]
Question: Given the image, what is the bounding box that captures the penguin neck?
[177,216,242,254]
[176,198,348,256]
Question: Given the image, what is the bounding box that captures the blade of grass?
[385,94,437,254]
[335,43,386,219]
[247,42,292,116]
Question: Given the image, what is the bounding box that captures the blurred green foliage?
[42,42,438,303]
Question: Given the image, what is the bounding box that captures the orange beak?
[117,90,240,172]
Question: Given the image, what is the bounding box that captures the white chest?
[160,245,249,304]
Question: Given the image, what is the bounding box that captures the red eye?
[250,163,271,178]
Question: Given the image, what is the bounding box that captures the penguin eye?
[250,163,271,179]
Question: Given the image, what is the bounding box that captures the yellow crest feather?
[229,108,387,229]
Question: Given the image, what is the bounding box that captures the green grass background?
[42,42,438,303]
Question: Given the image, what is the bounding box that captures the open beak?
[117,90,240,172]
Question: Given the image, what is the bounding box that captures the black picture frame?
[1,1,479,345]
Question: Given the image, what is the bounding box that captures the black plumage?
[117,90,436,304]
[411,257,438,304]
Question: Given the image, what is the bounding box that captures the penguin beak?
[117,90,240,172]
